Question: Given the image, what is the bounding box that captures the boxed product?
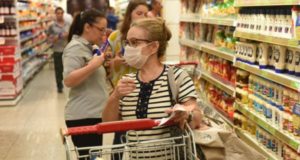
[0,75,22,97]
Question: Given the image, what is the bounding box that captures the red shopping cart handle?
[63,119,174,136]
[177,61,198,66]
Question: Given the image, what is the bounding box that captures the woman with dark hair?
[48,7,71,93]
[108,0,149,86]
[63,9,108,159]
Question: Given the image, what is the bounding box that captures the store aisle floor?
[0,66,67,160]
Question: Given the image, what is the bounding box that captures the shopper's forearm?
[64,64,97,88]
[102,91,121,122]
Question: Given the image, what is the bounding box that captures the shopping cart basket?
[61,119,199,160]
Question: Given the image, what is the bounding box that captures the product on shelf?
[235,40,300,76]
[0,46,22,98]
[200,52,236,85]
[0,22,17,37]
[197,79,235,119]
[0,0,16,15]
[240,73,300,139]
[236,6,299,39]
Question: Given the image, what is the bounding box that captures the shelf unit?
[0,93,23,106]
[201,42,235,62]
[235,61,300,92]
[0,0,54,106]
[179,39,235,62]
[235,102,300,153]
[197,68,236,97]
[234,0,300,7]
[235,128,282,160]
[179,0,300,158]
[180,14,235,26]
[234,31,300,49]
[179,39,201,51]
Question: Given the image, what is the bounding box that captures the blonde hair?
[131,18,172,59]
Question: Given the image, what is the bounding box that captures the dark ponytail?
[68,9,105,42]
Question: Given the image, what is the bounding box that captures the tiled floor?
[0,66,114,160]
[0,67,67,160]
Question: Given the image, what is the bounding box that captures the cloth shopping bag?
[193,127,266,160]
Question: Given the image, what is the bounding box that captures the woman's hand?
[113,77,136,99]
[165,107,189,130]
[87,53,106,70]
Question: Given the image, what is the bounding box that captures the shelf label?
[233,56,237,66]
[0,16,3,24]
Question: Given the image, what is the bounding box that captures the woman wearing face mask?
[107,0,149,86]
[106,0,149,154]
[103,18,202,158]
[63,9,108,159]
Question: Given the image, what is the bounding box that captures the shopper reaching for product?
[62,9,109,159]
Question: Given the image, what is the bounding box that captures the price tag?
[0,38,5,45]
[233,56,237,66]
[0,16,4,24]
[233,91,236,97]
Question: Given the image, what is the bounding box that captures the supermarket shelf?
[201,42,235,62]
[235,102,300,152]
[39,18,52,23]
[21,39,47,53]
[198,69,236,97]
[180,14,201,23]
[204,101,234,127]
[201,17,236,26]
[234,31,300,49]
[22,44,51,65]
[23,60,47,86]
[179,39,202,51]
[0,93,22,106]
[234,0,300,7]
[235,61,300,92]
[20,31,42,43]
[18,17,37,22]
[180,14,236,26]
[18,0,30,2]
[22,53,36,66]
[19,25,36,32]
[235,128,281,160]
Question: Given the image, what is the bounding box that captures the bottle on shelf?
[285,48,296,75]
[273,45,287,73]
[295,50,300,76]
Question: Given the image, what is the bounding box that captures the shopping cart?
[61,119,199,160]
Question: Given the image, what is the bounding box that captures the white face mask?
[123,45,149,69]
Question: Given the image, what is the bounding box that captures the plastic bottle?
[248,43,257,64]
[268,46,275,68]
[258,43,269,69]
[273,45,287,73]
[283,8,293,39]
[269,9,276,35]
[295,50,300,76]
[286,48,296,75]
